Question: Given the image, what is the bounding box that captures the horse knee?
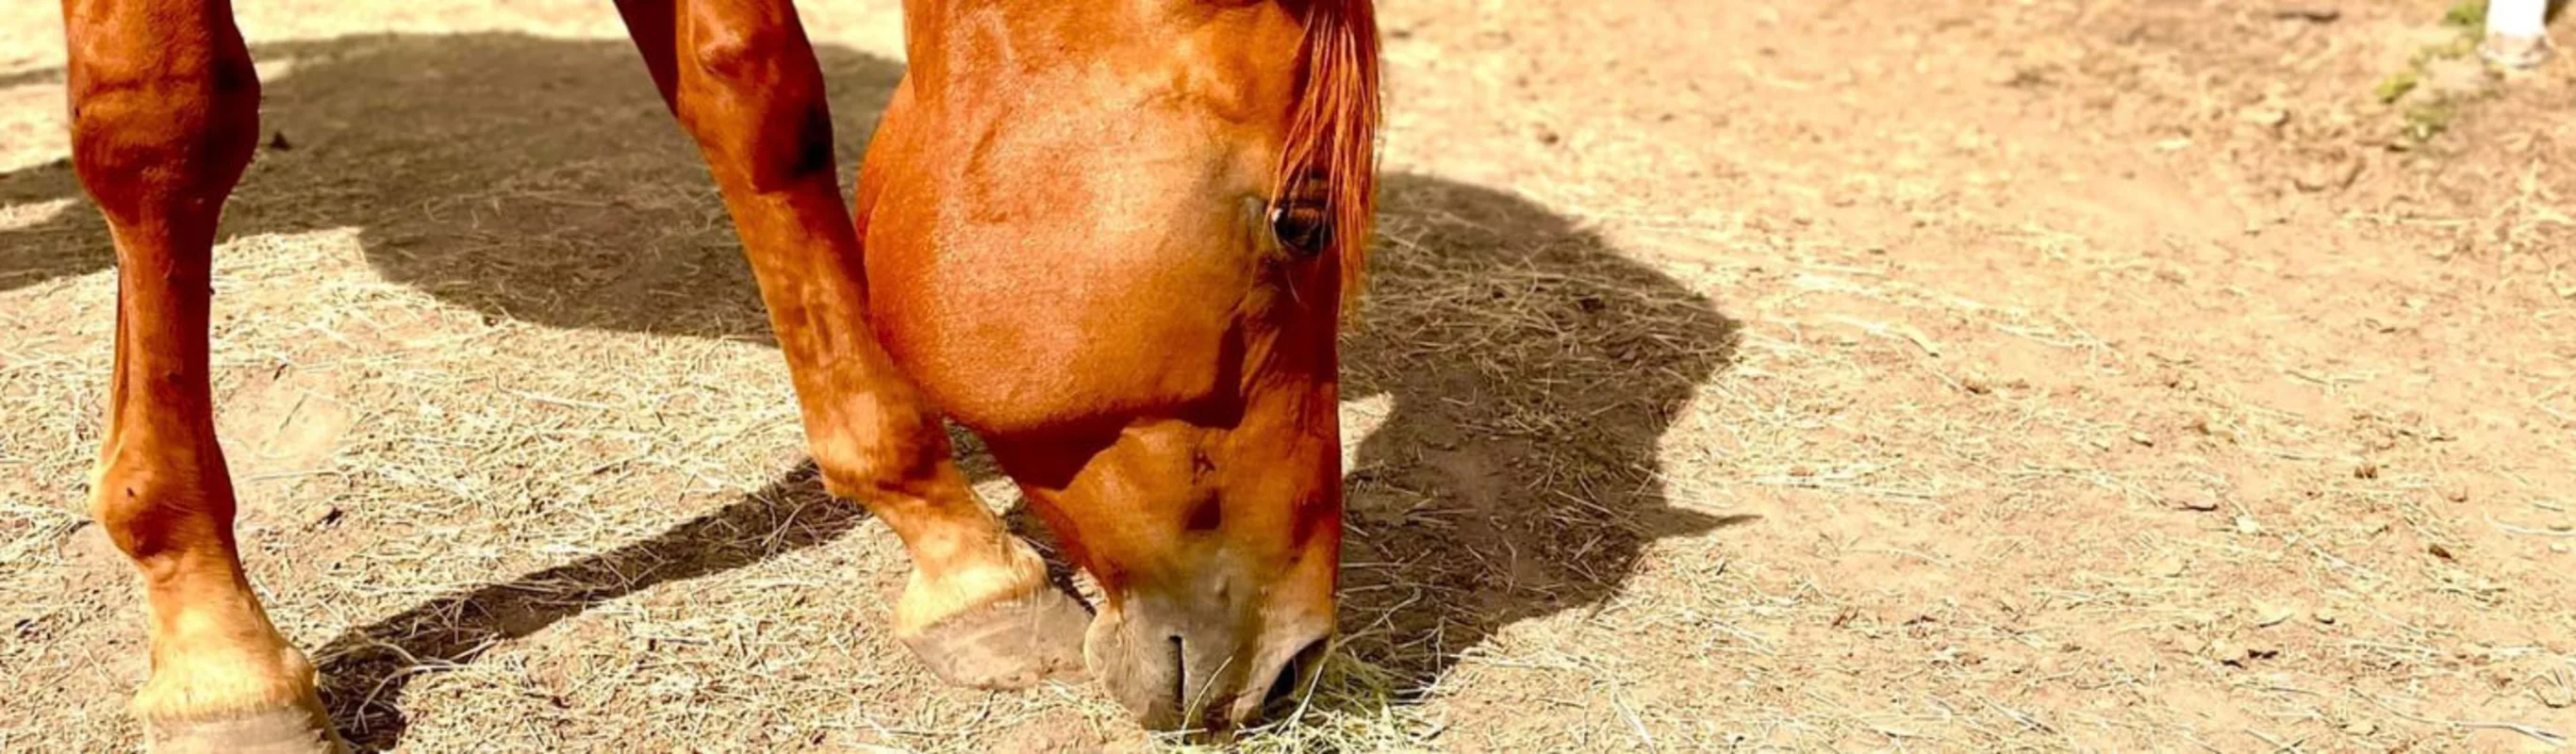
[66,48,260,226]
[676,8,835,192]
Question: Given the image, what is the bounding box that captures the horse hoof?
[143,703,348,754]
[2481,33,2553,70]
[900,587,1093,689]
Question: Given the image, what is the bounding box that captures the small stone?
[2148,554,2188,578]
[2237,106,2289,128]
[1962,374,1993,395]
[2170,490,2221,512]
[2354,461,2381,480]
[2244,638,2281,661]
[2315,608,2338,625]
[2441,484,2470,502]
[2257,603,2298,627]
[2129,432,2155,447]
[2344,720,2376,736]
[2235,516,2263,535]
[2427,542,2455,561]
[2295,159,2363,192]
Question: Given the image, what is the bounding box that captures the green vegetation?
[2441,0,2488,29]
[2402,98,2458,142]
[2376,70,2421,104]
[2377,0,2496,148]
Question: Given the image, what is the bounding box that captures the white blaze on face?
[2490,0,2549,38]
[1338,392,1395,478]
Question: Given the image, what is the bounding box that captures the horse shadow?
[0,31,1742,749]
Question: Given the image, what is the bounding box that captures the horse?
[54,0,1378,749]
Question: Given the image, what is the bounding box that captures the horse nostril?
[1263,636,1331,707]
[1165,634,1189,714]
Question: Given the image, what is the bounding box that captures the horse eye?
[1268,204,1332,256]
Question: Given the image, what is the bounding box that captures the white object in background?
[2484,0,2554,69]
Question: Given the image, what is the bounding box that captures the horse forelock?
[1274,0,1380,316]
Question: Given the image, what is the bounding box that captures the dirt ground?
[5,0,2574,751]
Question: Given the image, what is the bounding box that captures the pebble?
[2237,106,2289,127]
[2294,159,2363,192]
[2243,637,2281,661]
[2169,489,2221,512]
[2149,554,2188,578]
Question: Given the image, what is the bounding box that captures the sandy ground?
[5,0,2575,751]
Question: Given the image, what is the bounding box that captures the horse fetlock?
[891,534,1054,635]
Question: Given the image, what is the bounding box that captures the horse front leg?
[610,0,1091,689]
[61,0,344,751]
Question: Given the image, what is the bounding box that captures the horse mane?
[1274,0,1380,314]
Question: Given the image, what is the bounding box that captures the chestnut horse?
[57,0,1377,748]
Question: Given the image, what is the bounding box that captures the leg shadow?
[0,156,107,291]
[312,463,858,750]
